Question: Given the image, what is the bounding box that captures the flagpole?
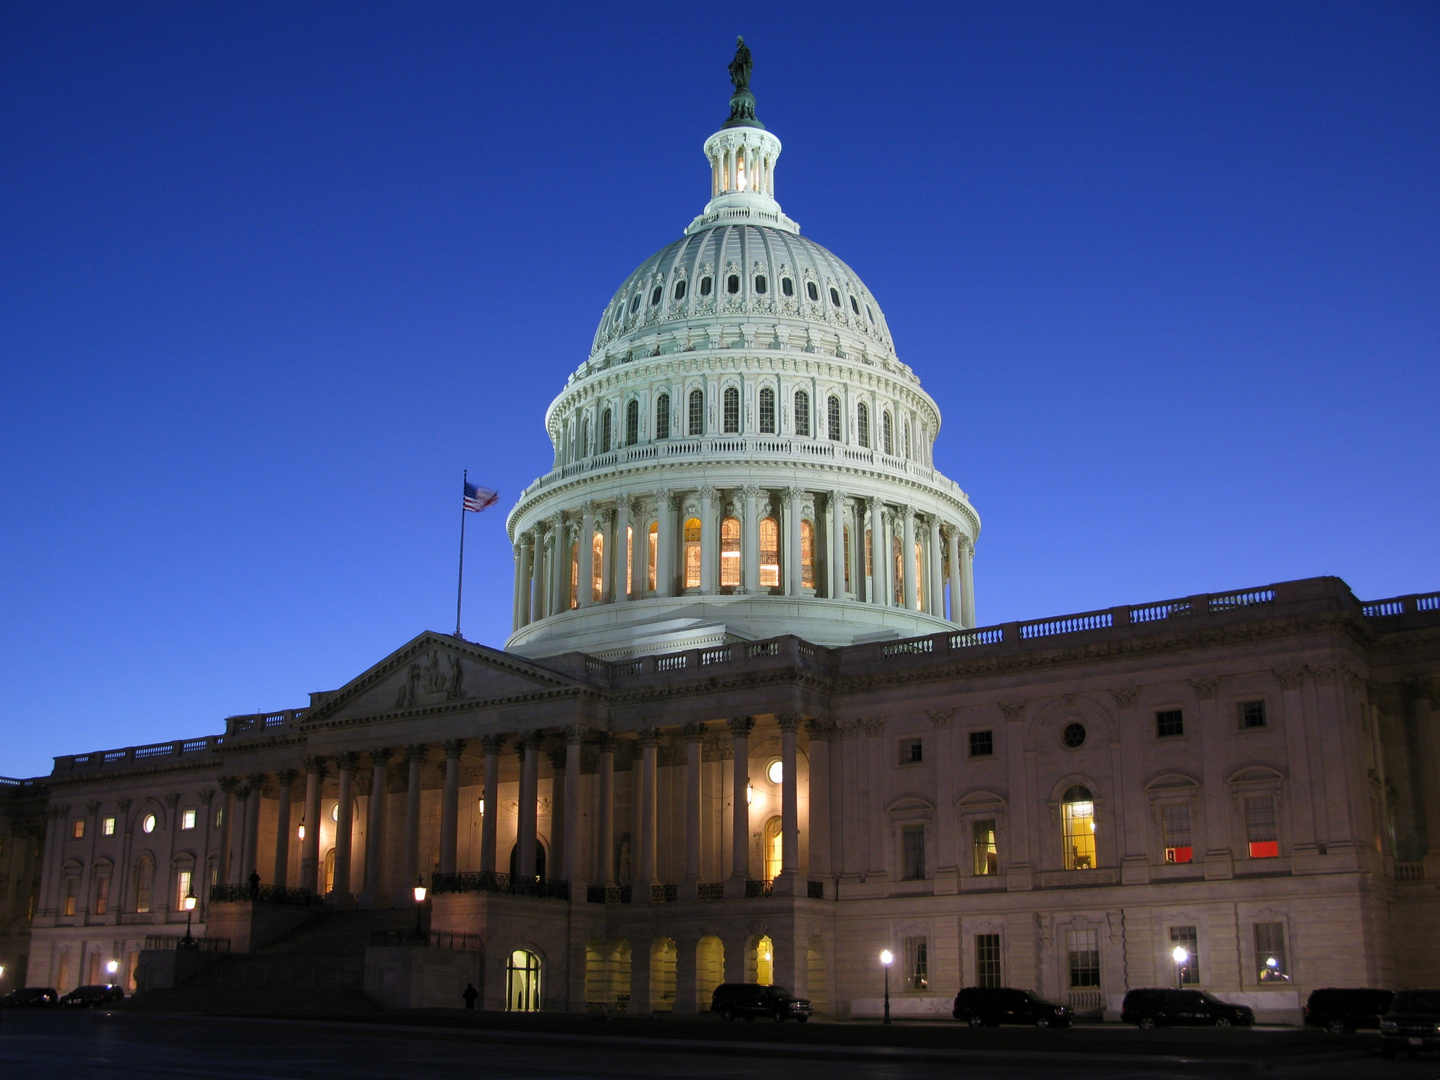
[455,469,467,638]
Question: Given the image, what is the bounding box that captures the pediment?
[1227,764,1286,785]
[956,788,1007,809]
[886,794,935,813]
[1144,771,1200,793]
[303,632,583,725]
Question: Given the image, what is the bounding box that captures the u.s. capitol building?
[10,45,1439,1022]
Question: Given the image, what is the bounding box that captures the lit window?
[683,517,701,589]
[754,275,767,294]
[568,540,579,608]
[625,400,638,446]
[726,274,740,294]
[766,759,783,784]
[806,280,819,302]
[763,817,782,882]
[759,387,775,433]
[72,819,85,839]
[899,738,922,764]
[973,819,999,875]
[175,869,192,912]
[699,276,713,296]
[1162,803,1192,864]
[1254,922,1289,982]
[688,389,704,435]
[800,520,815,588]
[181,809,196,831]
[1239,700,1267,729]
[625,525,633,598]
[856,402,869,448]
[142,814,156,834]
[892,535,903,606]
[827,395,841,440]
[1067,929,1100,988]
[93,873,110,915]
[720,517,741,587]
[673,279,687,300]
[656,393,670,440]
[975,934,1002,987]
[1061,785,1096,870]
[723,387,739,433]
[781,277,794,297]
[134,856,154,913]
[330,802,339,822]
[1156,709,1184,737]
[759,517,780,589]
[829,286,841,307]
[647,521,658,592]
[1170,926,1200,985]
[969,730,994,757]
[600,409,612,454]
[882,411,893,455]
[794,390,810,437]
[1246,795,1278,858]
[591,531,604,601]
[102,817,115,836]
[914,541,923,609]
[62,878,77,916]
[902,825,926,880]
[904,935,929,990]
[506,950,542,1013]
[864,527,873,579]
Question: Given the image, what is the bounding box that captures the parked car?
[1303,987,1393,1033]
[952,986,1072,1028]
[1121,988,1255,1028]
[59,984,124,1008]
[710,982,813,1022]
[1379,989,1440,1058]
[0,987,58,1008]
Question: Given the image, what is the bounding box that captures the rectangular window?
[181,809,196,831]
[656,394,670,440]
[1169,926,1200,985]
[899,738,923,765]
[215,808,224,828]
[720,517,740,587]
[969,730,994,757]
[683,517,701,589]
[1245,795,1278,858]
[688,390,704,436]
[904,935,929,991]
[842,524,852,591]
[800,519,815,589]
[973,819,999,876]
[759,518,780,589]
[175,869,193,912]
[723,389,739,433]
[828,395,841,441]
[901,825,926,880]
[1067,929,1101,988]
[647,522,657,592]
[795,392,810,437]
[975,934,1002,988]
[94,874,110,915]
[72,819,84,839]
[1156,709,1184,738]
[1253,922,1289,982]
[1162,803,1193,864]
[1239,700,1267,729]
[63,878,77,916]
[102,817,115,836]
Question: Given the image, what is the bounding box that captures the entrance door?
[506,949,542,1011]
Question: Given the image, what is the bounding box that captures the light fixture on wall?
[478,797,485,816]
[297,818,306,841]
[1171,945,1189,986]
[746,781,753,805]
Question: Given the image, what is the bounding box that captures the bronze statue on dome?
[724,36,762,128]
[728,36,753,92]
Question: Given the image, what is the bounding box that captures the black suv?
[1304,987,1393,1034]
[0,987,58,1008]
[952,986,1072,1028]
[710,982,813,1022]
[60,984,124,1008]
[1379,988,1440,1058]
[1121,988,1254,1028]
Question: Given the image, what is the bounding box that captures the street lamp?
[1171,945,1189,987]
[180,890,198,946]
[880,949,894,1025]
[412,877,428,941]
[105,960,119,986]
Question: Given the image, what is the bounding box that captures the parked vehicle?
[952,986,1072,1028]
[59,984,124,1008]
[1303,987,1393,1033]
[1379,989,1440,1058]
[0,987,58,1008]
[710,982,813,1022]
[1121,988,1255,1028]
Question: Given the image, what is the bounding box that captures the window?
[93,872,110,915]
[866,303,875,322]
[856,402,869,448]
[1254,922,1290,982]
[656,393,670,439]
[904,936,929,990]
[1156,709,1184,738]
[973,819,999,876]
[899,738,923,764]
[650,285,662,306]
[591,531,604,601]
[902,825,926,880]
[1062,722,1087,748]
[723,386,739,433]
[600,409,612,454]
[673,279,687,300]
[762,817,782,882]
[1062,785,1096,870]
[688,389,704,435]
[882,411,893,455]
[827,395,841,440]
[72,819,84,839]
[903,419,911,459]
[625,525,633,599]
[849,295,860,315]
[103,817,115,836]
[506,950,543,1012]
[829,286,841,307]
[134,856,154,914]
[699,275,713,296]
[181,809,196,831]
[969,730,994,757]
[915,541,923,610]
[759,517,780,589]
[1162,803,1193,864]
[781,276,794,297]
[1170,926,1200,985]
[892,535,904,607]
[754,275,767,294]
[720,517,740,587]
[647,522,658,591]
[726,274,740,294]
[175,869,192,912]
[794,390,810,436]
[580,416,589,458]
[62,876,77,916]
[842,524,852,590]
[800,519,815,588]
[1067,929,1101,988]
[625,399,639,445]
[1245,795,1278,858]
[683,518,701,589]
[975,934,1002,987]
[142,814,156,834]
[759,387,775,433]
[1239,700,1267,729]
[570,542,579,608]
[805,280,819,302]
[629,293,641,313]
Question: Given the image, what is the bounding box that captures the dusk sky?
[2,2,1436,779]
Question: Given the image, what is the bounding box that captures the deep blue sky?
[3,2,1437,779]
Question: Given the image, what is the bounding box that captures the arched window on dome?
[630,294,641,314]
[723,387,739,434]
[1062,786,1097,871]
[781,277,794,297]
[806,280,819,303]
[650,285,662,306]
[849,295,860,315]
[683,517,701,590]
[759,387,775,434]
[794,391,810,437]
[903,419,911,460]
[754,275,767,294]
[699,276,713,297]
[625,400,639,446]
[720,517,740,589]
[829,286,842,308]
[647,521,658,592]
[892,534,904,607]
[800,520,815,589]
[601,409,612,454]
[581,416,590,458]
[688,389,704,436]
[570,541,580,609]
[656,393,670,440]
[759,517,780,590]
[726,274,740,295]
[673,278,687,301]
[882,411,894,456]
[827,395,841,441]
[857,402,870,448]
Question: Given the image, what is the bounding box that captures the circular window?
[766,759,783,785]
[142,814,156,834]
[1062,722,1087,749]
[330,803,339,823]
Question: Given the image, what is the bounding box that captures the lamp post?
[178,890,198,946]
[412,877,428,941]
[1171,945,1188,987]
[880,949,894,1024]
[104,959,119,986]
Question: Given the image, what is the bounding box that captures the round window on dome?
[650,286,662,306]
[673,279,687,300]
[700,276,713,296]
[849,295,860,315]
[727,274,740,294]
[781,277,794,297]
[829,286,841,307]
[754,275,767,294]
[806,281,819,302]
[630,294,641,314]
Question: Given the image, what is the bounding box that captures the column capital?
[336,752,359,771]
[926,708,955,729]
[1109,687,1140,709]
[441,739,466,760]
[742,483,762,501]
[517,731,542,756]
[698,484,718,503]
[580,500,596,520]
[727,716,756,737]
[275,768,298,786]
[637,727,662,748]
[480,734,506,755]
[805,718,837,741]
[859,718,887,737]
[548,748,568,771]
[595,732,618,754]
[303,755,327,776]
[786,484,804,502]
[681,721,707,742]
[777,713,804,734]
[958,534,975,554]
[198,790,214,806]
[1190,677,1221,701]
[405,744,429,765]
[656,488,677,510]
[246,772,269,789]
[370,747,393,765]
[117,797,133,814]
[564,723,588,745]
[162,793,179,810]
[903,504,916,523]
[218,776,239,793]
[998,700,1026,722]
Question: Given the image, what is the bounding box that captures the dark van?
[952,986,1072,1028]
[710,982,813,1022]
[1121,988,1254,1028]
[1303,987,1393,1033]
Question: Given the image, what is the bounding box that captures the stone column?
[548,747,567,885]
[869,498,885,606]
[563,725,584,885]
[361,749,391,907]
[548,513,566,616]
[699,486,717,594]
[960,536,976,627]
[786,485,803,595]
[399,745,426,903]
[530,524,546,623]
[479,736,502,874]
[806,720,833,885]
[272,770,296,889]
[901,507,917,611]
[775,714,802,895]
[946,526,962,624]
[1111,689,1149,884]
[863,721,889,878]
[638,729,660,890]
[439,740,465,876]
[655,490,676,598]
[242,774,265,884]
[742,485,761,594]
[333,754,357,903]
[631,500,647,597]
[1192,678,1232,878]
[682,722,705,895]
[216,778,237,892]
[578,502,595,608]
[829,490,846,598]
[300,759,324,893]
[597,734,616,885]
[614,495,631,603]
[927,515,943,616]
[726,717,754,895]
[512,542,525,630]
[517,734,541,880]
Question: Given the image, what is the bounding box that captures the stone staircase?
[131,907,416,1015]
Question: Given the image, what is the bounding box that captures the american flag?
[463,481,498,512]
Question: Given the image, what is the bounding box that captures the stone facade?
[0,777,47,991]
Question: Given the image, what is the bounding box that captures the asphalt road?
[0,1010,1431,1080]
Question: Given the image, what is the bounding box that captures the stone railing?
[431,871,570,901]
[697,882,726,901]
[224,709,306,738]
[1362,593,1440,618]
[1395,861,1426,882]
[745,879,774,899]
[54,737,222,774]
[143,935,229,953]
[209,884,316,906]
[369,930,481,951]
[651,884,678,903]
[586,885,633,905]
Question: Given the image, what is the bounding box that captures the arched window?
[759,517,780,589]
[134,855,154,914]
[829,286,842,307]
[1062,786,1097,870]
[903,419,911,459]
[699,275,713,296]
[647,521,658,592]
[864,527,873,580]
[580,416,590,458]
[673,278,687,300]
[592,531,604,602]
[827,395,841,441]
[781,277,794,297]
[656,393,670,440]
[842,524,852,591]
[849,295,860,315]
[754,275,767,294]
[800,519,815,589]
[720,517,740,587]
[600,409,612,454]
[508,840,546,880]
[726,274,740,294]
[892,535,904,607]
[806,280,819,302]
[688,389,704,436]
[723,387,739,433]
[570,541,579,609]
[759,387,775,434]
[857,402,870,448]
[650,285,662,306]
[625,400,639,446]
[630,294,641,314]
[506,950,542,1012]
[882,411,893,456]
[683,518,702,589]
[794,390,810,437]
[323,849,335,894]
[763,817,782,883]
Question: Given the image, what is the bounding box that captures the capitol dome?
[505,48,979,660]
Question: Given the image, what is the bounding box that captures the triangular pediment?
[302,632,584,726]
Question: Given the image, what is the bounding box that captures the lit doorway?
[762,817,782,882]
[506,949,542,1011]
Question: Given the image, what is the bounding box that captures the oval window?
[849,295,860,315]
[1062,722,1087,749]
[806,281,819,302]
[781,277,794,297]
[142,814,156,834]
[766,759,783,784]
[650,286,662,306]
[699,276,713,296]
[727,274,740,294]
[829,287,841,307]
[673,279,687,300]
[630,294,641,314]
[754,275,767,294]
